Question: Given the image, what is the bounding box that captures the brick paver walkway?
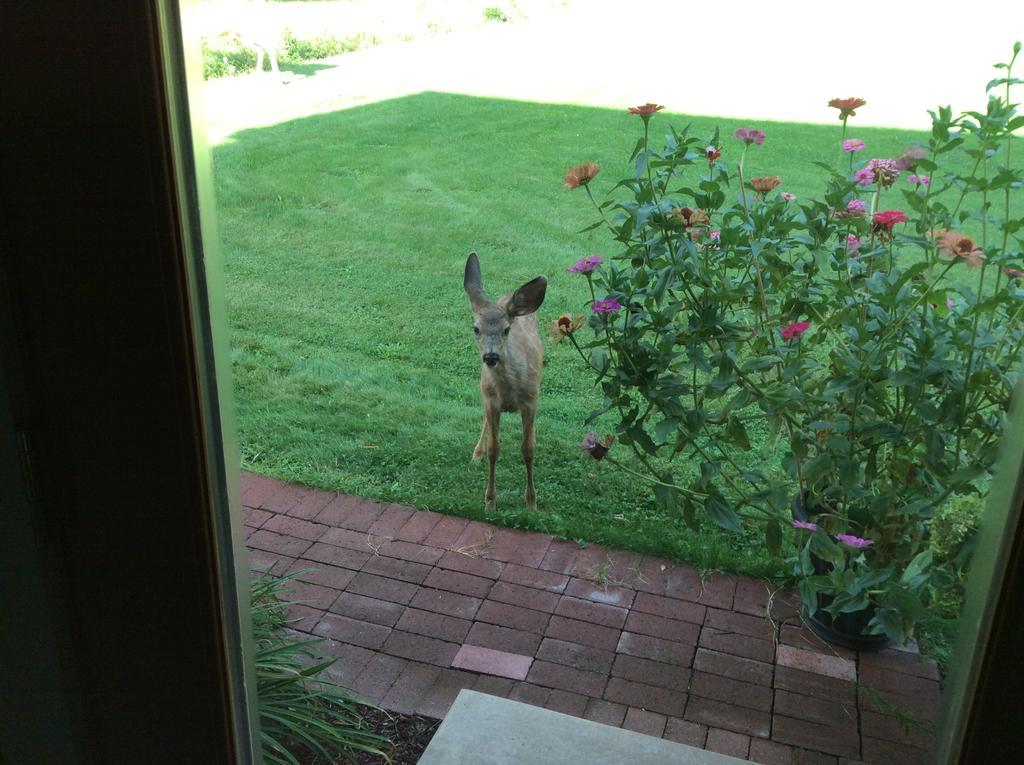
[242,473,942,764]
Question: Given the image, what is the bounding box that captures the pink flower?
[1004,267,1024,280]
[836,534,874,549]
[781,321,810,340]
[568,254,603,274]
[907,174,931,187]
[846,234,861,254]
[710,230,721,240]
[792,520,818,531]
[854,168,874,186]
[781,192,796,201]
[895,145,929,171]
[843,139,865,153]
[734,128,766,146]
[864,158,901,188]
[946,298,957,309]
[847,199,867,214]
[592,298,622,314]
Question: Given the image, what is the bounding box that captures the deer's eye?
[473,326,480,335]
[503,327,510,336]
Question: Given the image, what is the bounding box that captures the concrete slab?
[417,690,747,765]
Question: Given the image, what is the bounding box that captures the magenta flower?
[781,321,810,340]
[947,298,957,309]
[568,254,603,274]
[854,168,875,186]
[836,534,874,549]
[581,432,612,460]
[846,234,861,254]
[592,298,623,314]
[792,520,818,531]
[781,192,796,201]
[734,128,766,146]
[907,174,931,187]
[842,138,865,153]
[846,199,867,214]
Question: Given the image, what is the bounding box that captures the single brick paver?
[499,562,569,592]
[584,698,627,726]
[544,688,589,717]
[563,577,635,608]
[706,727,750,759]
[244,472,943,763]
[451,644,532,680]
[623,707,668,737]
[535,637,615,674]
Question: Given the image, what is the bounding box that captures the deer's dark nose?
[483,353,499,367]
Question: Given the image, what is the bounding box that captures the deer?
[214,0,282,77]
[463,252,547,511]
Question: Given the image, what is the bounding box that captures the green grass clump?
[214,92,936,578]
[252,570,389,763]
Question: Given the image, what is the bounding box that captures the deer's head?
[464,252,546,367]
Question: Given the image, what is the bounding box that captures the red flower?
[828,97,867,119]
[872,210,908,231]
[706,146,721,165]
[564,162,600,189]
[628,103,665,121]
[781,321,811,340]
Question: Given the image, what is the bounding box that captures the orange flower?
[935,230,986,268]
[672,206,710,227]
[750,176,782,193]
[549,313,585,342]
[628,103,665,122]
[828,97,867,119]
[564,162,600,189]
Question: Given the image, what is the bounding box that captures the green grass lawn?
[214,91,942,578]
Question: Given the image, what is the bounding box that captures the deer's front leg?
[521,405,537,510]
[472,413,488,462]
[485,406,500,511]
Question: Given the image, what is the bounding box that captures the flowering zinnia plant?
[563,47,1024,644]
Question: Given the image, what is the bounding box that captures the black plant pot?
[792,494,891,652]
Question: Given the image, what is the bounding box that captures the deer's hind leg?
[521,404,537,510]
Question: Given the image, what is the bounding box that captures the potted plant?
[561,46,1024,647]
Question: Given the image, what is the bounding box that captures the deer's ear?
[508,276,547,317]
[464,252,488,309]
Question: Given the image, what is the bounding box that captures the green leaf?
[809,533,844,565]
[682,498,700,531]
[900,549,933,589]
[765,520,782,557]
[725,416,751,450]
[653,480,677,513]
[705,492,742,532]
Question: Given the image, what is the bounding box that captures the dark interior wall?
[0,2,239,761]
